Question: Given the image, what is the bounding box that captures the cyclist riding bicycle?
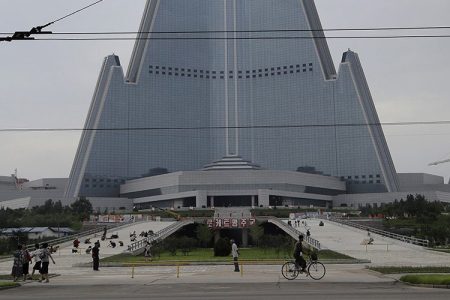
[293,234,307,273]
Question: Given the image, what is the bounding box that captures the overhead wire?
[3,25,450,35]
[1,120,450,133]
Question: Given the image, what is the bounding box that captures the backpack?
[39,249,48,260]
[24,250,32,262]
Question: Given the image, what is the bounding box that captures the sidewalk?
[13,264,394,286]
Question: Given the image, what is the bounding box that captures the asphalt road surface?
[1,282,450,300]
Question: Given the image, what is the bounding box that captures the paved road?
[2,282,450,300]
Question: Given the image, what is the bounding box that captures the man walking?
[231,239,240,272]
[92,242,100,271]
[39,243,55,283]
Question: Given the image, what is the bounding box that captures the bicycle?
[281,255,326,280]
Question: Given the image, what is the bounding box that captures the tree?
[70,197,93,220]
[195,224,213,248]
[214,238,231,257]
[249,223,264,246]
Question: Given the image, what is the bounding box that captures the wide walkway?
[288,218,450,266]
[0,220,174,272]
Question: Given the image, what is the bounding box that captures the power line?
[1,120,450,133]
[7,34,449,41]
[3,25,450,35]
[50,0,104,25]
[0,0,104,42]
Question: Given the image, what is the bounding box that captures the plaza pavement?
[1,217,450,288]
[0,220,174,274]
[288,218,450,266]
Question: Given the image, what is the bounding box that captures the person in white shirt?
[30,243,41,278]
[231,239,240,272]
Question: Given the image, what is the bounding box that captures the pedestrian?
[92,242,100,271]
[30,243,42,278]
[306,229,311,237]
[230,239,240,272]
[102,226,107,240]
[94,240,100,248]
[22,246,32,281]
[144,241,152,262]
[39,243,55,283]
[11,245,24,282]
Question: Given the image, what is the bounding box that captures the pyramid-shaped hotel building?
[65,0,400,208]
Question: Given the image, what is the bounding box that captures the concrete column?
[251,195,255,208]
[242,228,248,247]
[196,190,207,208]
[214,230,221,243]
[211,196,215,208]
[258,190,270,207]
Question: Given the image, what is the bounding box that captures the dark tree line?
[0,198,93,229]
[362,194,450,246]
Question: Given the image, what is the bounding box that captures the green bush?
[214,238,231,257]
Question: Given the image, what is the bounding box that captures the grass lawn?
[400,274,450,285]
[0,281,20,289]
[0,274,57,281]
[102,248,353,264]
[431,248,450,254]
[369,266,450,274]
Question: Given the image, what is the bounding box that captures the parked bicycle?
[281,254,326,280]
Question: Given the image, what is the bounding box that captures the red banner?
[207,218,256,229]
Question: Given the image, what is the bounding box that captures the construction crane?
[428,159,450,166]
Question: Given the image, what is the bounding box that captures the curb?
[0,284,20,291]
[74,259,370,268]
[401,281,450,289]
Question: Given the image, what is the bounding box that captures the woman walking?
[22,246,32,281]
[11,245,24,282]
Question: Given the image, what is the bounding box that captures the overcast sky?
[0,0,449,182]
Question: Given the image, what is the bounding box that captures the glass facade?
[65,0,398,198]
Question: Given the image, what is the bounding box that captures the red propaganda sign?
[207,219,213,228]
[207,218,256,229]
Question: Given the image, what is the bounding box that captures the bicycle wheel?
[307,261,326,280]
[281,262,299,280]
